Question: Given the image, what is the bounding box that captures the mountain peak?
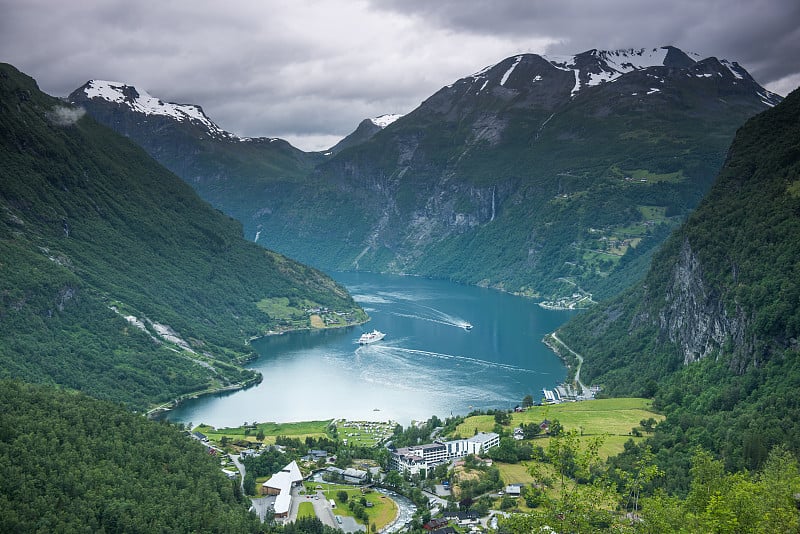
[72,80,234,139]
[434,46,780,109]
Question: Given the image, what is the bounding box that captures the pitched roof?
[262,460,303,491]
[283,460,303,484]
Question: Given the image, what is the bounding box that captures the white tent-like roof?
[261,460,304,517]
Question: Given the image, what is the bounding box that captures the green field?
[454,398,662,458]
[195,420,333,445]
[297,501,316,519]
[304,482,397,530]
[496,462,537,485]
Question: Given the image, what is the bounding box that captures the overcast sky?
[2,0,798,151]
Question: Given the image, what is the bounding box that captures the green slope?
[0,380,261,532]
[0,64,366,410]
[253,53,775,299]
[557,87,800,478]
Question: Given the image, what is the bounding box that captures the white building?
[390,442,448,475]
[261,460,303,518]
[447,432,500,457]
[390,432,500,475]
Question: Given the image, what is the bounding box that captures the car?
[336,516,342,524]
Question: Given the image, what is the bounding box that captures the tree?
[639,417,657,433]
[548,419,563,437]
[256,428,265,442]
[336,490,349,503]
[522,422,542,440]
[243,473,256,496]
[616,445,662,515]
[500,495,518,510]
[522,394,534,408]
[384,470,403,487]
[494,411,512,425]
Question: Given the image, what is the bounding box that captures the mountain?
[0,63,366,410]
[557,86,800,476]
[329,114,404,155]
[68,79,324,228]
[72,47,781,300]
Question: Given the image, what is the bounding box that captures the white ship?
[357,330,386,344]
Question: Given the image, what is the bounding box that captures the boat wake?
[372,345,544,375]
[390,304,472,330]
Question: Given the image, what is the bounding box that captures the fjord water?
[167,272,574,427]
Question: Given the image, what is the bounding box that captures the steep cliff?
[556,87,800,474]
[559,85,800,390]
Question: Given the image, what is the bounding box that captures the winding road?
[550,332,588,394]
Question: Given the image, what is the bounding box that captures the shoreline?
[150,317,369,420]
[247,316,369,343]
[146,373,263,420]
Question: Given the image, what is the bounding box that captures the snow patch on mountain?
[550,47,674,96]
[720,59,746,80]
[370,114,403,128]
[500,55,523,86]
[461,47,741,99]
[82,80,233,139]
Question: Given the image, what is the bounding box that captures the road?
[551,332,588,393]
[230,453,245,493]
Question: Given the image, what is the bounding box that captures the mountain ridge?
[70,46,781,300]
[1,63,366,409]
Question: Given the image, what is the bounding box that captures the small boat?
[463,323,473,330]
[357,330,386,344]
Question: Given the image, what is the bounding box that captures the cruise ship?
[357,330,386,344]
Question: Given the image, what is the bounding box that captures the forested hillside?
[557,86,800,481]
[0,380,261,532]
[0,63,366,409]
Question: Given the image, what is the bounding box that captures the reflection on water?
[166,272,574,427]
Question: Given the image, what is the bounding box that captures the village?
[186,396,660,533]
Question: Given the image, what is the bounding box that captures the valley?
[1,38,799,533]
[71,46,780,302]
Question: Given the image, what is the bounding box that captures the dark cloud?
[370,0,800,87]
[1,0,797,151]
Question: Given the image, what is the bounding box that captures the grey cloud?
[46,105,86,127]
[2,0,797,151]
[370,0,800,88]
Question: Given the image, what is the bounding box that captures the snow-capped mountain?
[71,45,783,301]
[71,80,289,144]
[425,46,781,119]
[260,46,783,298]
[463,46,779,103]
[327,113,405,155]
[69,80,322,226]
[80,80,232,137]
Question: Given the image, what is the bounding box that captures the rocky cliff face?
[657,239,749,366]
[557,86,800,393]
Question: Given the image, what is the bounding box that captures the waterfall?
[491,187,496,222]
